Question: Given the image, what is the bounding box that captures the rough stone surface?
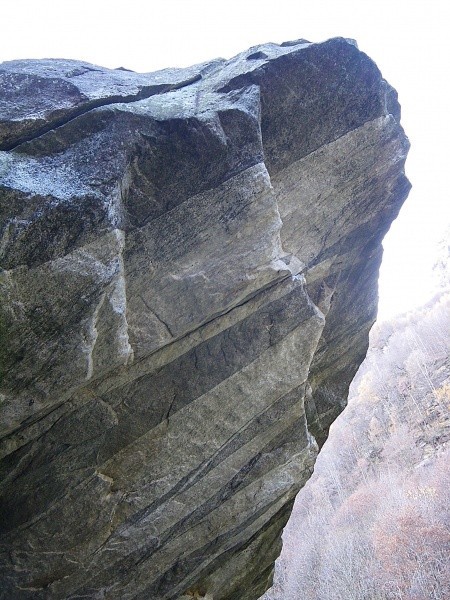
[0,38,410,599]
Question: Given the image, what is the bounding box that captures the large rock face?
[0,39,410,599]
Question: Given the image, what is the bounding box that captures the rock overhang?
[0,37,410,599]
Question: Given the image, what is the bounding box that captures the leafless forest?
[263,269,450,599]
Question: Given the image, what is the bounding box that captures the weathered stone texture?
[0,38,410,599]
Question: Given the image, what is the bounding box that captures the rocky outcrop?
[0,39,410,599]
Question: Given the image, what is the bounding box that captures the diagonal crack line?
[1,73,202,152]
[139,294,175,338]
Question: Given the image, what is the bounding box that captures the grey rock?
[0,38,410,599]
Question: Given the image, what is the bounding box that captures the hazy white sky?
[2,0,449,320]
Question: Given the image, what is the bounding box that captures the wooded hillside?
[263,287,450,599]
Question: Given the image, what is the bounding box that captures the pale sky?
[2,0,449,320]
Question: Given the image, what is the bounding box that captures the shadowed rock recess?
[0,38,410,599]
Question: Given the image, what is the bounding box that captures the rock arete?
[0,38,410,599]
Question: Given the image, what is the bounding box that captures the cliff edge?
[0,38,410,599]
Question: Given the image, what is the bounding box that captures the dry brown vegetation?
[262,288,450,600]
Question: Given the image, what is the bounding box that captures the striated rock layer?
[0,39,410,599]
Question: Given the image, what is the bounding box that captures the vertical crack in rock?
[84,290,107,382]
[0,37,410,600]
